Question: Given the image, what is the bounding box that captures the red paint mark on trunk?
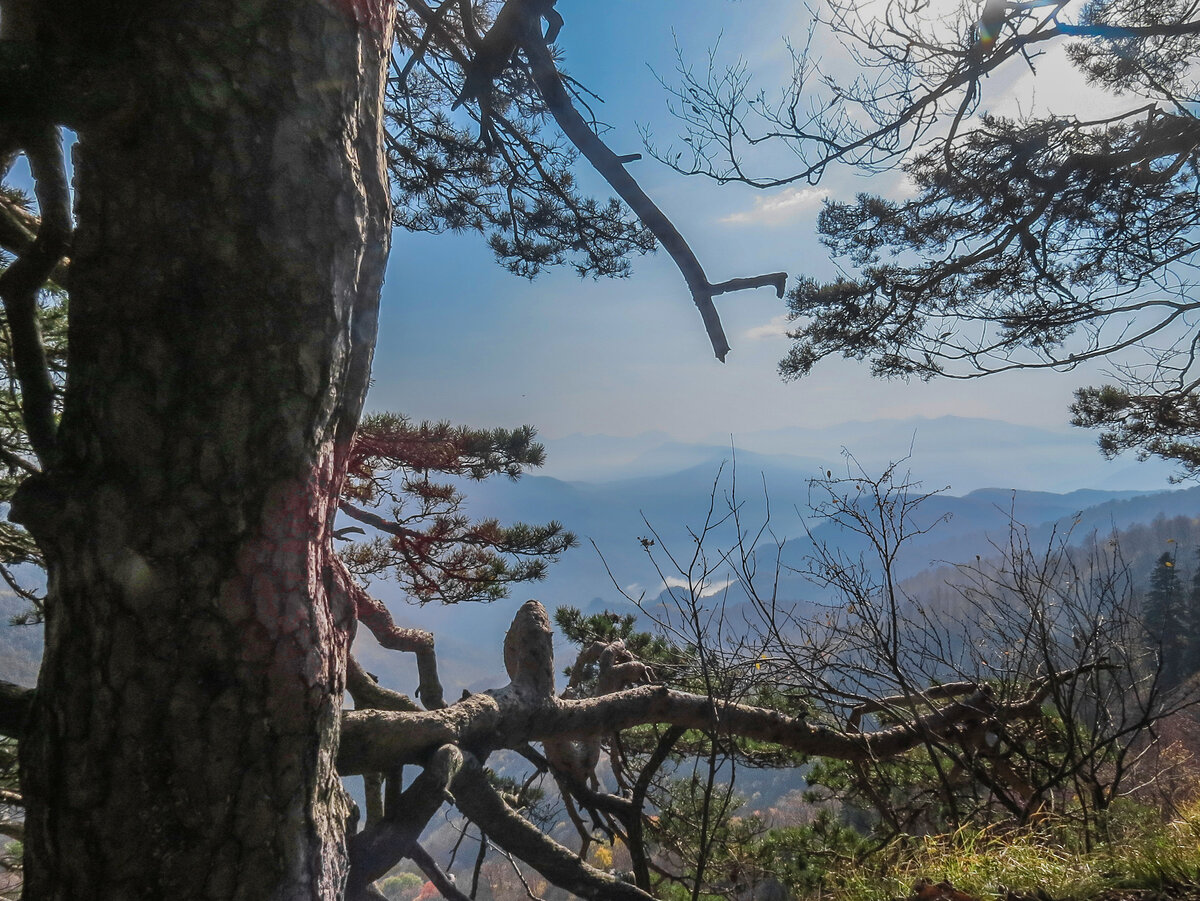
[333,0,388,35]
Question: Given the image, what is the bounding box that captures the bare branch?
[347,654,420,713]
[339,629,999,776]
[347,744,464,893]
[407,842,474,901]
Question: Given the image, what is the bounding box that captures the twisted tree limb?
[334,601,1118,895]
[0,124,69,464]
[347,744,464,896]
[0,192,68,289]
[335,557,446,709]
[347,654,422,714]
[337,601,999,775]
[451,750,654,901]
[340,669,989,775]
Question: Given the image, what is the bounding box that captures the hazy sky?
[367,1,1121,450]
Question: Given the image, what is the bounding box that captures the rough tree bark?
[7,1,394,897]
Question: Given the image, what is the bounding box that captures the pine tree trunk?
[15,2,393,897]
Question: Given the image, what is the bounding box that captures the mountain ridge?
[540,414,1178,492]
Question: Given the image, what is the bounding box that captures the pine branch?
[1055,19,1200,39]
[335,557,446,710]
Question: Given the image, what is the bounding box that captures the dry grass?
[807,801,1200,901]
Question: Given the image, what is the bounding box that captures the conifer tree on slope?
[1187,548,1200,678]
[1145,551,1188,689]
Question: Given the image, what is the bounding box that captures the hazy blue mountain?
[541,415,1178,493]
[2,415,1193,707]
[352,420,1197,698]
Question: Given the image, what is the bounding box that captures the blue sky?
[14,2,1149,480]
[367,1,1128,468]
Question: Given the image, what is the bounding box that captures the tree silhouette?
[662,0,1200,471]
[1145,550,1187,688]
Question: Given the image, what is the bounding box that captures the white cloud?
[744,314,792,341]
[658,574,736,599]
[721,186,830,226]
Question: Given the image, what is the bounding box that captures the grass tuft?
[807,801,1200,901]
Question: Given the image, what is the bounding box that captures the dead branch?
[346,744,463,895]
[347,654,421,714]
[517,18,786,360]
[407,841,473,901]
[450,750,653,901]
[338,601,999,775]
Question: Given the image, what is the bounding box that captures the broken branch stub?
[520,29,787,360]
[454,0,788,360]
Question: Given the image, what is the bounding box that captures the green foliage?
[648,777,765,897]
[1188,549,1200,677]
[1072,385,1200,479]
[553,605,676,686]
[647,778,875,899]
[377,871,423,901]
[719,682,812,769]
[805,749,960,836]
[388,3,655,279]
[748,812,875,894]
[786,104,1200,381]
[1145,551,1189,688]
[803,684,1162,841]
[1138,546,1200,689]
[484,768,554,829]
[340,414,577,604]
[814,799,1200,901]
[706,0,1200,472]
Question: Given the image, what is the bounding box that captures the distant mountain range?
[2,416,1196,704]
[1,415,1190,845]
[538,415,1179,492]
[354,416,1199,699]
